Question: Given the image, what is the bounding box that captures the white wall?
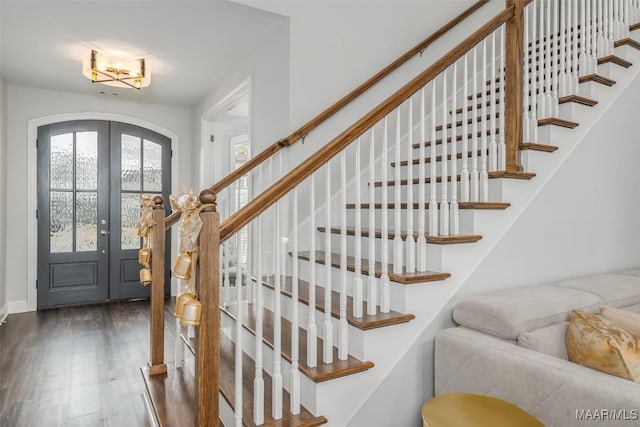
[0,76,7,321]
[192,20,289,192]
[348,72,640,427]
[5,85,193,310]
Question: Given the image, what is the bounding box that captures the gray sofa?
[435,270,640,427]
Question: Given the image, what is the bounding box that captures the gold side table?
[422,393,544,427]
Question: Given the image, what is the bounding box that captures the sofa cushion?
[623,303,640,314]
[558,274,640,308]
[566,310,640,382]
[453,286,602,339]
[600,305,640,337]
[518,322,569,360]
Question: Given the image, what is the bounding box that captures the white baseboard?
[8,300,29,314]
[0,304,7,324]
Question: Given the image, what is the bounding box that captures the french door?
[37,120,171,309]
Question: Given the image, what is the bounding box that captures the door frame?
[26,112,180,312]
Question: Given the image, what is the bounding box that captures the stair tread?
[296,251,451,284]
[372,170,535,187]
[318,226,483,245]
[578,73,616,86]
[256,275,415,330]
[345,202,511,210]
[631,23,640,32]
[614,37,640,50]
[558,95,598,106]
[220,334,327,426]
[538,117,579,128]
[597,54,633,68]
[520,143,558,152]
[142,355,326,427]
[141,364,198,427]
[222,303,374,383]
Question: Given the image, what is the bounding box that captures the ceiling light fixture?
[82,50,150,90]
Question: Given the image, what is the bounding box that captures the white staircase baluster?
[223,239,231,307]
[253,215,264,425]
[417,89,428,271]
[429,80,439,236]
[307,174,318,368]
[471,47,480,202]
[405,98,416,273]
[353,138,364,318]
[499,24,507,169]
[339,152,349,358]
[579,0,588,76]
[560,0,569,96]
[489,32,498,171]
[461,56,471,201]
[323,164,333,364]
[393,111,403,274]
[235,233,244,426]
[524,5,531,141]
[598,0,606,56]
[290,189,300,414]
[368,129,378,315]
[480,40,489,203]
[572,0,580,94]
[450,62,459,235]
[440,71,450,235]
[552,0,560,116]
[530,5,539,144]
[380,120,391,312]
[272,224,283,419]
[537,0,547,119]
[545,0,553,116]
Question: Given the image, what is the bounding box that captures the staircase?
[140,1,640,426]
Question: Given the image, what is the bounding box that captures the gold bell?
[138,248,151,265]
[180,298,202,327]
[172,252,192,280]
[139,267,152,286]
[174,291,196,318]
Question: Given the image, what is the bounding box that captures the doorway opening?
[36,120,172,309]
[201,84,251,285]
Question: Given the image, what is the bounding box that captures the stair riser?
[578,79,611,102]
[344,208,478,236]
[535,122,577,146]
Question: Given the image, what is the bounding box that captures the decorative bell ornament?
[174,291,196,319]
[139,267,152,286]
[172,252,192,280]
[180,298,202,327]
[138,248,151,265]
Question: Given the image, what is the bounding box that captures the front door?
[37,120,171,309]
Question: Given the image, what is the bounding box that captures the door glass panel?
[50,191,73,253]
[76,132,98,190]
[143,139,162,192]
[121,193,141,250]
[76,192,98,252]
[50,133,73,190]
[121,135,141,191]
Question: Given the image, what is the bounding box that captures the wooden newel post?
[149,196,168,376]
[197,189,220,427]
[505,0,525,172]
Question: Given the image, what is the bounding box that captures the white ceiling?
[0,0,287,107]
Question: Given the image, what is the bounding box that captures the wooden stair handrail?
[164,0,489,230]
[219,6,515,243]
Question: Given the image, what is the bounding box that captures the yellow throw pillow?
[566,310,640,382]
[600,305,640,338]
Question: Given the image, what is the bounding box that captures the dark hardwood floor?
[0,300,176,427]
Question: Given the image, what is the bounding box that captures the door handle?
[100,230,109,236]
